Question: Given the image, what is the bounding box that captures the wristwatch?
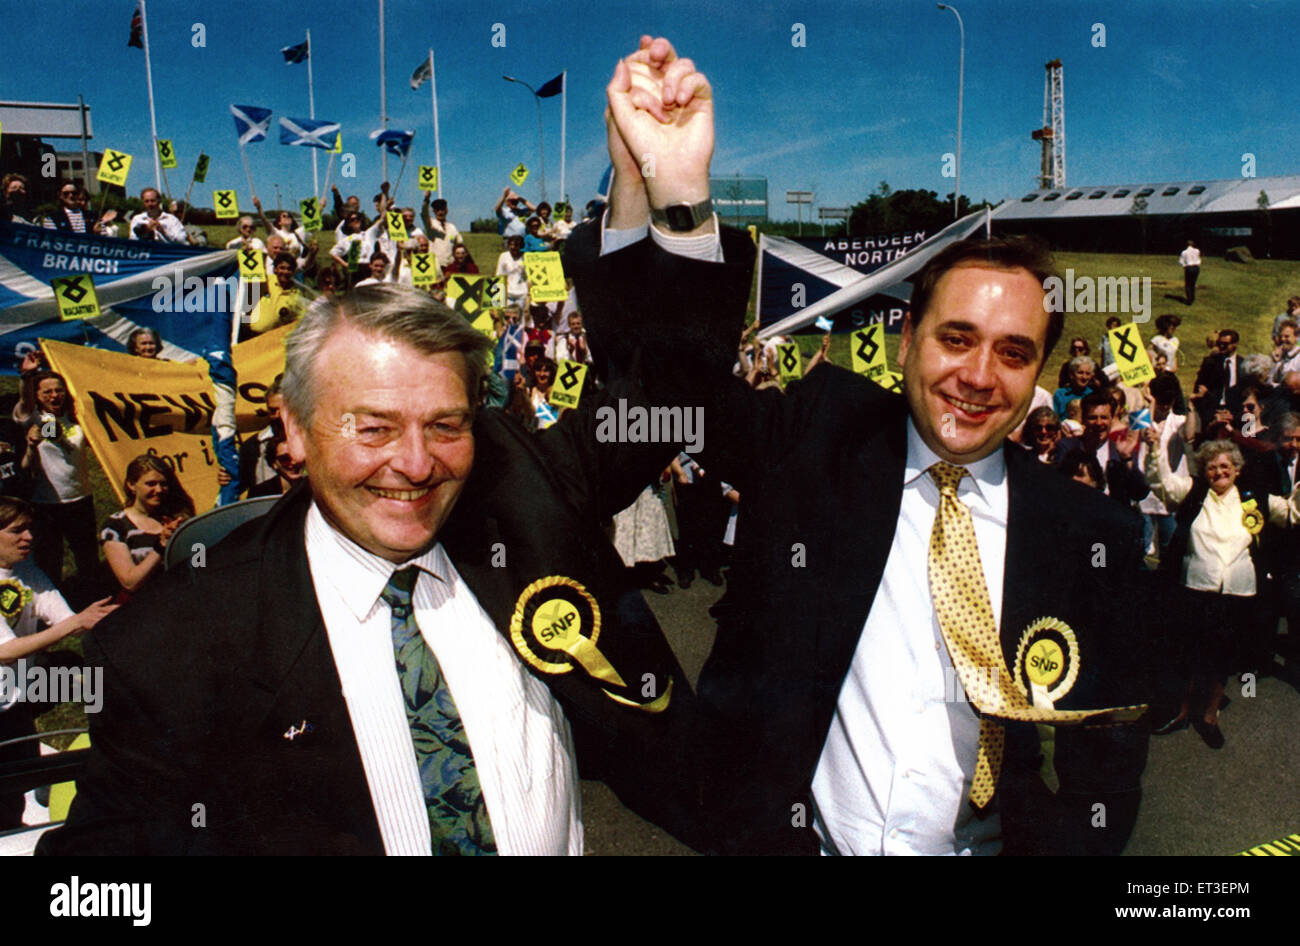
[650,198,714,232]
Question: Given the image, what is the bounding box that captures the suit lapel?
[1000,444,1051,666]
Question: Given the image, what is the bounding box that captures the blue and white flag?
[230,104,272,145]
[410,55,433,90]
[369,128,414,157]
[1128,407,1153,430]
[281,40,309,64]
[279,116,341,150]
[536,72,564,98]
[535,400,558,429]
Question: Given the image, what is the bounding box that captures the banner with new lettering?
[0,221,238,373]
[40,326,293,508]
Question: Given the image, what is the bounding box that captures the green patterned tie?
[382,566,497,855]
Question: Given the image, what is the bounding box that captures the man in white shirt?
[421,195,464,268]
[128,187,188,243]
[1179,239,1202,304]
[40,284,699,854]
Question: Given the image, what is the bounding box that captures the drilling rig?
[1030,58,1065,189]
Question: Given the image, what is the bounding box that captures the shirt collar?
[305,500,449,622]
[904,415,1008,513]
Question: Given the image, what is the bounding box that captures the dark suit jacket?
[1194,352,1245,422]
[38,395,710,855]
[569,226,1154,856]
[1056,435,1151,506]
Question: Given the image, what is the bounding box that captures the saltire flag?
[231,104,273,145]
[536,73,564,98]
[370,128,414,157]
[596,164,613,201]
[127,2,143,48]
[279,117,341,150]
[410,56,432,90]
[281,40,309,64]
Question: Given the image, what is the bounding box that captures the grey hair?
[281,285,493,424]
[1069,355,1096,373]
[1195,438,1244,473]
[1241,353,1273,385]
[1279,412,1300,436]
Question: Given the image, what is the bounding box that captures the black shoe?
[1151,712,1188,736]
[677,574,693,589]
[701,569,724,587]
[647,580,671,595]
[1193,718,1225,749]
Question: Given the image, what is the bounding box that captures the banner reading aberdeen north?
[0,221,238,374]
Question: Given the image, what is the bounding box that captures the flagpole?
[307,29,319,198]
[139,0,163,192]
[319,150,335,208]
[560,70,566,205]
[378,0,388,182]
[429,48,442,199]
[392,150,409,196]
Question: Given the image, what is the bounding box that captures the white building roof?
[994,174,1300,220]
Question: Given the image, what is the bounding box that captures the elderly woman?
[126,327,162,359]
[1144,436,1300,748]
[1052,355,1098,419]
[1021,406,1064,464]
[100,455,195,600]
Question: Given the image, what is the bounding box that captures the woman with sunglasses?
[1020,406,1065,464]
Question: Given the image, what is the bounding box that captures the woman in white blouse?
[1144,436,1300,748]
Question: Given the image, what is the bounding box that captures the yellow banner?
[418,165,439,191]
[850,324,887,379]
[51,275,100,321]
[331,131,342,154]
[213,189,238,219]
[40,328,294,509]
[96,149,132,188]
[446,274,505,317]
[524,251,567,304]
[1109,323,1156,386]
[156,139,178,169]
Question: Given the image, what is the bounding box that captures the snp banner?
[0,221,238,373]
[757,230,927,334]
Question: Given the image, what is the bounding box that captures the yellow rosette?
[1241,497,1264,539]
[509,576,625,687]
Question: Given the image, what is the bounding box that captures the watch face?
[665,204,695,231]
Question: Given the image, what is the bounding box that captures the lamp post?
[937,3,964,220]
[503,75,547,202]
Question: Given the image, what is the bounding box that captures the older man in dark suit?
[568,35,1155,856]
[36,274,736,854]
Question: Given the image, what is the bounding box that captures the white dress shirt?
[128,211,187,243]
[304,503,582,855]
[811,418,1007,856]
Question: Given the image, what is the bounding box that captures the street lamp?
[937,3,964,221]
[503,75,547,202]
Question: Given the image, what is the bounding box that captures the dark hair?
[123,454,195,518]
[0,496,35,531]
[1148,372,1181,405]
[907,235,1063,363]
[1057,447,1105,490]
[273,252,297,270]
[431,198,448,213]
[24,370,75,422]
[267,372,284,400]
[1080,391,1114,416]
[369,251,389,265]
[533,356,556,379]
[1219,328,1239,344]
[1105,316,1122,329]
[525,216,541,231]
[1154,313,1181,333]
[537,202,551,214]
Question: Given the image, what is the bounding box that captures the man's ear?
[897,312,915,367]
[281,409,309,463]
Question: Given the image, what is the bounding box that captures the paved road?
[581,576,1300,856]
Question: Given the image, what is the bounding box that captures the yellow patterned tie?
[926,461,1144,808]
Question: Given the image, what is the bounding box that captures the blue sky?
[10,0,1300,222]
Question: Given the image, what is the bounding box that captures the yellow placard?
[510,163,529,186]
[212,189,238,218]
[156,138,178,169]
[470,309,496,338]
[237,246,265,282]
[192,152,209,183]
[299,196,322,232]
[385,210,408,242]
[51,275,100,321]
[549,360,588,410]
[409,251,438,288]
[330,130,342,154]
[41,333,293,512]
[776,341,802,382]
[850,324,887,379]
[418,165,439,191]
[96,149,132,188]
[876,370,904,394]
[1109,323,1156,386]
[524,251,567,304]
[446,274,505,317]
